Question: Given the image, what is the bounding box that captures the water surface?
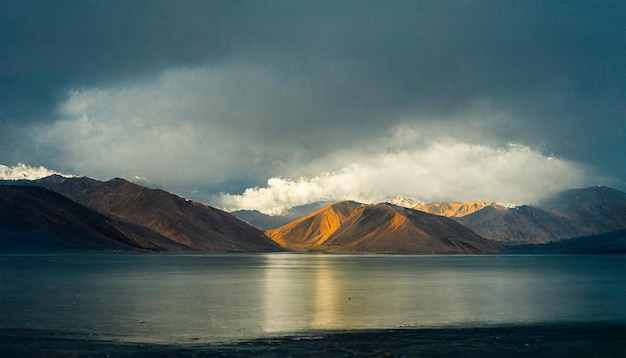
[1,253,624,343]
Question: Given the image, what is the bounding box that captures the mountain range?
[229,200,496,230]
[1,176,281,252]
[1,175,625,253]
[231,197,492,230]
[234,187,626,246]
[458,186,626,244]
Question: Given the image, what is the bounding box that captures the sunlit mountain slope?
[267,201,501,254]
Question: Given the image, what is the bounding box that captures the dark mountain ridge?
[506,229,626,254]
[47,177,283,252]
[539,186,626,236]
[457,186,626,244]
[1,176,282,252]
[457,205,578,244]
[0,185,189,252]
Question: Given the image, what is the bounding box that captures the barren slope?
[50,178,282,252]
[459,187,626,244]
[266,201,360,249]
[0,185,188,251]
[267,201,501,253]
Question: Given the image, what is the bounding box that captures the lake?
[0,253,624,344]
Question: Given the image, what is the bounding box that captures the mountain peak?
[267,201,501,254]
[266,201,361,248]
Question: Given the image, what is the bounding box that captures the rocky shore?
[1,323,624,357]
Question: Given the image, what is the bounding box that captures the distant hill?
[0,185,189,252]
[458,187,626,244]
[266,201,501,254]
[231,201,330,230]
[539,186,626,236]
[46,178,283,252]
[457,205,579,243]
[506,230,626,254]
[230,210,292,231]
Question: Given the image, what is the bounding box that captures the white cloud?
[39,65,283,186]
[217,139,598,215]
[0,163,74,180]
[38,63,350,187]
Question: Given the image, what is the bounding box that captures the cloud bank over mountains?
[1,1,624,212]
[0,147,596,217]
[218,141,596,215]
[1,134,598,215]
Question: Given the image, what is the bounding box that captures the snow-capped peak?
[0,163,75,180]
[386,196,423,208]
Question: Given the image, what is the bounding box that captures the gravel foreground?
[1,323,625,357]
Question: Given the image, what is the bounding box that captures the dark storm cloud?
[1,0,625,204]
[1,0,243,119]
[4,1,623,120]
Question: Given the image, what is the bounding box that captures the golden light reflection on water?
[262,254,348,333]
[312,263,340,328]
[259,254,572,334]
[260,254,486,333]
[3,254,624,344]
[262,254,309,333]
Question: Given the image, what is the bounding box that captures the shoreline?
[2,322,625,357]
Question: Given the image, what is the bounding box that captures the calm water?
[0,253,624,343]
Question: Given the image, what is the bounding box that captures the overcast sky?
[2,0,625,214]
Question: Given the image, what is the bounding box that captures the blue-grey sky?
[1,0,625,213]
